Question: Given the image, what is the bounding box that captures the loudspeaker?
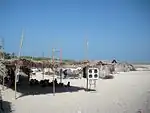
[87,68,99,80]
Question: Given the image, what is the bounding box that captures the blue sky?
[0,0,150,62]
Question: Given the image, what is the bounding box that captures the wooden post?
[2,39,5,90]
[86,40,89,91]
[52,48,55,96]
[48,48,51,77]
[42,52,44,80]
[60,49,62,83]
[15,30,24,99]
[0,37,5,90]
[2,70,5,90]
[15,65,19,99]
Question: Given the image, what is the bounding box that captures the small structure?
[112,59,117,64]
[82,65,99,91]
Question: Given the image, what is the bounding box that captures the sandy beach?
[1,68,150,113]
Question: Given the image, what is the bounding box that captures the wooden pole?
[60,48,62,63]
[15,46,22,99]
[2,64,5,90]
[86,39,89,91]
[52,48,55,96]
[48,48,51,76]
[52,49,61,83]
[42,52,44,80]
[15,30,24,99]
[60,48,62,83]
[1,38,5,90]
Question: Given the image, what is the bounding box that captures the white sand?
[1,69,150,113]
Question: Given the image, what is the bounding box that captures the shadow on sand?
[17,84,87,99]
[0,101,14,113]
[5,76,91,99]
[102,75,114,79]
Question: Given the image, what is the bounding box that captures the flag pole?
[15,30,24,99]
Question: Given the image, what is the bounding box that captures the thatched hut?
[0,59,32,87]
[98,64,115,78]
[113,63,136,72]
[0,60,7,84]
